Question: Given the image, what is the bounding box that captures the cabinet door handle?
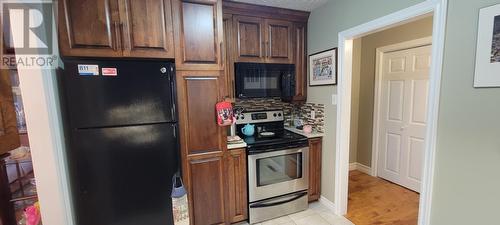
[262,41,266,58]
[113,21,121,51]
[119,22,124,50]
[220,42,224,67]
[266,41,270,58]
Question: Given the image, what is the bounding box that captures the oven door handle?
[249,192,307,208]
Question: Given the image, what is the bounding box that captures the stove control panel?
[235,110,284,124]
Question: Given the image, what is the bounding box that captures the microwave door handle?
[281,71,291,97]
[249,192,307,208]
[279,72,285,95]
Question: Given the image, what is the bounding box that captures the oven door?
[248,147,309,202]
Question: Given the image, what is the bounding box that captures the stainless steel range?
[235,110,309,224]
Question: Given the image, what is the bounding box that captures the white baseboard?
[349,162,357,171]
[319,196,336,213]
[349,162,372,175]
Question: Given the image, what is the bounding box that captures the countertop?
[285,127,325,139]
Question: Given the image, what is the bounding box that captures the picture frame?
[474,4,500,87]
[309,48,338,86]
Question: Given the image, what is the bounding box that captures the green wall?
[309,0,500,223]
[431,0,500,224]
[307,0,426,203]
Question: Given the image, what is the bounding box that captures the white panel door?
[377,45,431,193]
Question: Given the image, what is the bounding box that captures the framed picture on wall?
[474,3,500,87]
[309,48,338,86]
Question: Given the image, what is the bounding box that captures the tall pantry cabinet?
[171,1,234,224]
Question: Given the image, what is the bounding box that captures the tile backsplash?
[298,103,325,133]
[234,98,325,133]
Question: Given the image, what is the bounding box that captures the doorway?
[346,15,433,224]
[334,1,448,225]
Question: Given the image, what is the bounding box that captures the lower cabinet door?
[308,138,322,202]
[226,148,248,223]
[188,154,226,225]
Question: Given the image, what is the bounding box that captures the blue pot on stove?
[241,124,255,137]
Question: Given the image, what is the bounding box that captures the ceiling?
[230,0,329,12]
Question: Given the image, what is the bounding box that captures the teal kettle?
[241,124,255,136]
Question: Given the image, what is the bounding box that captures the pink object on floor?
[25,202,41,225]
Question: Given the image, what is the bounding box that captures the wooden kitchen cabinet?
[224,1,310,102]
[233,15,265,63]
[188,153,226,225]
[59,0,175,58]
[232,17,292,64]
[0,69,20,155]
[264,19,293,64]
[225,148,248,223]
[223,14,236,101]
[176,70,226,156]
[176,70,228,225]
[58,0,122,57]
[172,0,224,70]
[308,138,322,202]
[119,0,175,58]
[292,22,308,102]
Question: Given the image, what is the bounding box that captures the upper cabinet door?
[172,0,223,70]
[119,0,175,58]
[233,16,265,63]
[223,14,235,101]
[264,19,293,64]
[293,23,307,102]
[59,0,122,57]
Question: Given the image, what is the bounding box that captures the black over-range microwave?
[235,63,295,99]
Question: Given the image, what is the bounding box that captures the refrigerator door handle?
[169,65,177,120]
[172,123,177,138]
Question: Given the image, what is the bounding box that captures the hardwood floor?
[346,170,419,225]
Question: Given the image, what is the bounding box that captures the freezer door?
[61,59,176,128]
[68,123,178,225]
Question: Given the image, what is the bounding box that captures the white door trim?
[334,2,448,225]
[371,36,433,178]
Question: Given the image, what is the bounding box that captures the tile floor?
[235,202,354,225]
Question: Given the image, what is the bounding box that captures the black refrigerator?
[59,58,179,225]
